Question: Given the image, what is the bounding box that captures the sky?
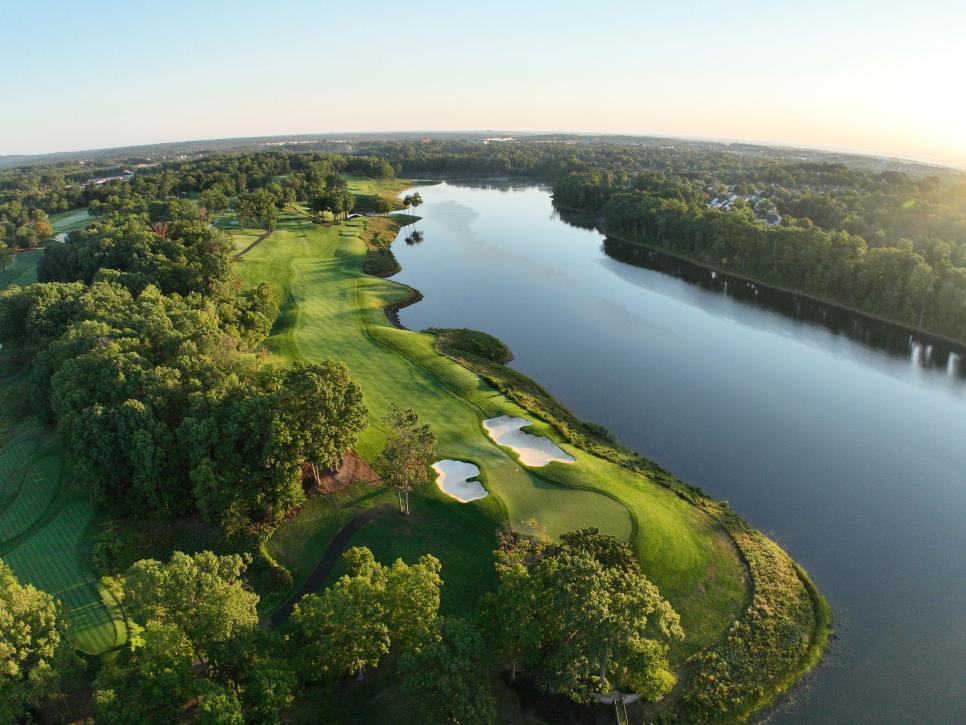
[2,0,964,167]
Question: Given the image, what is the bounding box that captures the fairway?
[236,200,748,655]
[0,368,127,655]
[0,249,40,289]
[0,456,61,541]
[2,500,126,654]
[50,208,92,234]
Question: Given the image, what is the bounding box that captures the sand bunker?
[432,460,487,502]
[482,416,576,467]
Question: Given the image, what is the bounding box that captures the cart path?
[264,503,393,627]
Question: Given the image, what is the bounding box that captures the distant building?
[482,137,515,144]
[87,169,134,186]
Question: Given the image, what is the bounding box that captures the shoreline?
[603,226,966,352]
[378,211,831,722]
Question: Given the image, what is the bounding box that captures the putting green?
[239,200,747,654]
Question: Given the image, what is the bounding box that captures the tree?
[197,682,244,725]
[93,620,197,725]
[0,561,74,722]
[237,189,278,235]
[374,404,437,514]
[383,553,443,652]
[207,628,296,725]
[481,547,542,680]
[488,528,683,703]
[409,191,423,214]
[199,186,229,219]
[373,198,393,216]
[291,547,441,681]
[339,189,356,218]
[0,241,10,272]
[291,547,391,682]
[120,551,259,665]
[399,618,496,725]
[186,360,367,533]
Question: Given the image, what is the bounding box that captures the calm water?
[390,181,966,724]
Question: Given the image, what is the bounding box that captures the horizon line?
[2,130,963,173]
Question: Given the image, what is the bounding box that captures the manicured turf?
[0,250,40,289]
[2,500,125,654]
[0,365,127,655]
[0,456,61,542]
[236,192,748,657]
[50,208,92,233]
[0,438,37,504]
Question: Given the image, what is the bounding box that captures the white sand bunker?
[482,416,576,467]
[432,460,488,502]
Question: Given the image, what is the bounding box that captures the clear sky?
[3,0,964,167]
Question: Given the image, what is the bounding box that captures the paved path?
[265,504,392,627]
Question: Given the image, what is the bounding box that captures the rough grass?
[431,327,513,364]
[231,194,746,663]
[659,515,831,723]
[344,174,409,212]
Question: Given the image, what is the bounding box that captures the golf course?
[227,177,828,720]
[0,172,828,722]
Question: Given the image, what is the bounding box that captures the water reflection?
[600,237,966,379]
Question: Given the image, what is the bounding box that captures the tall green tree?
[93,620,197,725]
[199,186,230,219]
[488,528,683,703]
[237,189,279,235]
[409,191,423,214]
[374,404,437,515]
[207,628,296,725]
[399,617,496,725]
[0,561,75,722]
[120,551,259,665]
[291,547,442,681]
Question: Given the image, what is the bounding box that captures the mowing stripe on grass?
[3,500,125,654]
[0,456,61,542]
[0,439,37,506]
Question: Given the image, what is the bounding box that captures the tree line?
[0,201,367,536]
[594,175,966,340]
[3,526,682,723]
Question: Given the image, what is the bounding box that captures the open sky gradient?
[2,0,964,167]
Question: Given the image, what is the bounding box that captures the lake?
[390,181,966,724]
